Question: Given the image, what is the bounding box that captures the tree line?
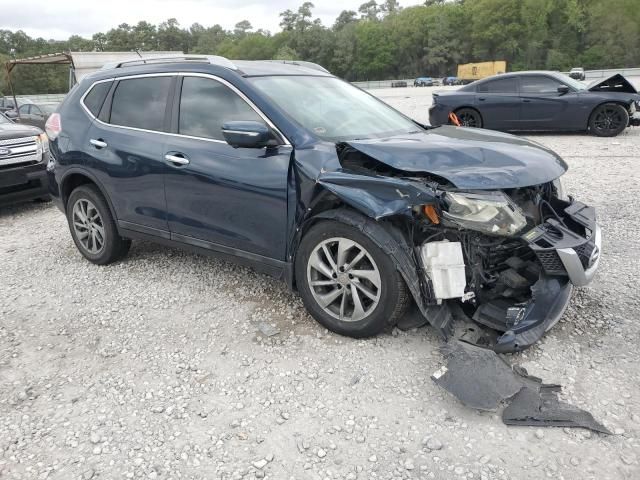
[1,0,639,95]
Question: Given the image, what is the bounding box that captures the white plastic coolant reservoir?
[420,240,467,301]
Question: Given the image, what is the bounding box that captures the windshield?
[249,76,422,141]
[0,113,9,124]
[556,73,586,91]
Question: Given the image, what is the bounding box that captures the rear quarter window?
[83,81,112,117]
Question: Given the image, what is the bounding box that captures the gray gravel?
[1,91,639,479]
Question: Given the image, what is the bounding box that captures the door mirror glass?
[222,121,272,148]
[557,85,570,95]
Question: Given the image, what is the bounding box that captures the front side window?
[520,76,563,94]
[249,76,421,142]
[110,77,172,131]
[18,104,30,114]
[477,78,518,94]
[179,76,264,141]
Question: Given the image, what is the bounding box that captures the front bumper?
[460,200,600,353]
[525,201,601,286]
[492,276,573,353]
[0,162,49,206]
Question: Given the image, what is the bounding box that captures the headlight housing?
[552,177,568,201]
[34,133,50,160]
[441,191,527,236]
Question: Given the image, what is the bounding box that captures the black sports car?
[429,71,640,137]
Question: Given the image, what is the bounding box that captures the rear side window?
[83,81,112,117]
[110,77,172,131]
[477,78,518,94]
[179,76,263,141]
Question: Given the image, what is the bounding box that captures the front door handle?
[523,99,532,103]
[478,97,486,101]
[89,138,107,149]
[165,154,190,166]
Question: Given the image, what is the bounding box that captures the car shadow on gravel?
[0,200,53,219]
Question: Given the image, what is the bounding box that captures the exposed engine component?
[420,240,466,301]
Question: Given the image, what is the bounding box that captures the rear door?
[163,74,291,260]
[83,74,174,235]
[475,77,521,129]
[518,75,581,130]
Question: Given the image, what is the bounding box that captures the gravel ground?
[1,91,639,480]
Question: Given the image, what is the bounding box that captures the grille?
[535,250,566,275]
[574,242,595,269]
[0,136,40,169]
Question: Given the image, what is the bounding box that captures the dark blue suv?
[47,56,601,352]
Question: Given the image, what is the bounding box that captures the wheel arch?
[292,207,424,317]
[60,169,118,222]
[587,100,632,130]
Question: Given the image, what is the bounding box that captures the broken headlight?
[552,177,569,201]
[442,191,526,236]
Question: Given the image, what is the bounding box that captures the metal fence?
[15,93,67,103]
[352,79,416,89]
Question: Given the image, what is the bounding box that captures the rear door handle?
[478,97,486,101]
[165,154,190,166]
[523,99,532,103]
[90,138,107,149]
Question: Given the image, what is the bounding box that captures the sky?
[0,0,425,41]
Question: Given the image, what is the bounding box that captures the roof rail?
[102,55,237,70]
[261,60,329,73]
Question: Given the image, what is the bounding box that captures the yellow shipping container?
[457,61,507,81]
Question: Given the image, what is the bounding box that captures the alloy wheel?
[593,107,624,135]
[72,199,105,254]
[306,237,381,322]
[456,110,481,127]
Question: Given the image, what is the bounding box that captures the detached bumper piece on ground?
[432,341,611,434]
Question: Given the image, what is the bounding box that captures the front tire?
[295,220,410,338]
[589,103,628,137]
[66,185,131,265]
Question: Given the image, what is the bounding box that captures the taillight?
[45,113,62,140]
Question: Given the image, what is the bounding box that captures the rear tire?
[589,103,628,137]
[454,107,483,128]
[66,185,131,265]
[295,220,410,338]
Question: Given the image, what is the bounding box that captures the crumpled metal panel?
[433,341,611,434]
[344,127,568,190]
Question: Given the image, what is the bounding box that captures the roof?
[233,60,331,77]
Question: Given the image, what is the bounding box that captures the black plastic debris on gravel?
[432,341,611,434]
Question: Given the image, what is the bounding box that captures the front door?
[518,75,581,130]
[163,75,291,260]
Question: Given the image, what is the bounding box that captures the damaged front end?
[311,136,601,353]
[417,187,601,353]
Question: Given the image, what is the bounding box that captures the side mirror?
[222,121,272,148]
[557,85,570,95]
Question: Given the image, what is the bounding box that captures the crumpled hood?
[345,126,568,190]
[588,73,638,94]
